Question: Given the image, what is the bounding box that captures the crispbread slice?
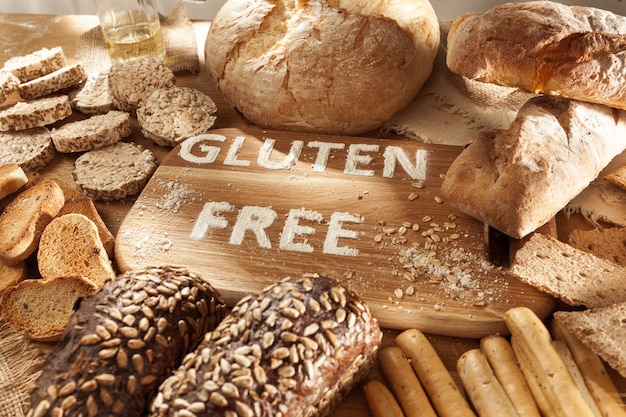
[2,46,67,83]
[37,213,115,287]
[0,163,28,200]
[51,110,131,153]
[0,95,71,131]
[137,86,217,147]
[0,127,55,172]
[0,70,19,104]
[73,141,157,201]
[69,71,112,115]
[554,305,626,378]
[108,56,175,112]
[19,63,87,100]
[510,233,626,308]
[0,275,98,341]
[0,178,65,265]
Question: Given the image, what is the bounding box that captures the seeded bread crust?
[1,275,98,341]
[0,178,65,265]
[0,163,28,200]
[0,95,72,132]
[72,141,158,201]
[2,46,67,83]
[0,70,19,104]
[19,63,87,100]
[108,57,175,113]
[137,87,217,147]
[37,213,116,288]
[69,71,113,115]
[0,127,55,172]
[51,110,132,153]
[150,274,383,417]
[27,266,227,417]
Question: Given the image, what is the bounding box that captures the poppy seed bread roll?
[150,274,383,417]
[27,266,227,417]
[205,0,440,135]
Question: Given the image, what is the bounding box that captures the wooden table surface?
[0,11,623,416]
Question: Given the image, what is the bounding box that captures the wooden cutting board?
[115,127,554,338]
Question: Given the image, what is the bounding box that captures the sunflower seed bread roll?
[27,266,228,417]
[150,274,383,417]
[446,1,626,109]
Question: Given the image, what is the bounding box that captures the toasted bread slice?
[0,178,65,265]
[57,197,114,258]
[0,163,28,200]
[37,213,115,288]
[0,275,98,341]
[0,259,26,296]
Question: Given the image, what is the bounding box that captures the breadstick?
[551,318,626,417]
[457,348,519,417]
[363,380,405,417]
[504,307,596,417]
[395,329,476,417]
[378,346,436,417]
[480,335,541,417]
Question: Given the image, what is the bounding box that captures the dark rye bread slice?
[72,141,158,201]
[510,233,626,308]
[51,110,132,153]
[0,95,72,132]
[27,266,227,417]
[0,127,55,172]
[150,274,383,417]
[554,304,626,378]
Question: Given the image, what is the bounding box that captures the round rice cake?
[0,127,55,172]
[137,86,217,147]
[72,141,157,201]
[108,57,175,113]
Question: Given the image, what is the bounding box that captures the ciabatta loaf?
[27,266,227,417]
[446,1,626,109]
[205,0,440,135]
[151,274,382,417]
[0,178,65,265]
[440,96,626,238]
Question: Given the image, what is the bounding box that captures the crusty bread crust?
[447,1,626,109]
[440,96,626,239]
[205,0,439,135]
[0,178,65,265]
[51,110,132,153]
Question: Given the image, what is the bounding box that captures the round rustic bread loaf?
[205,0,440,135]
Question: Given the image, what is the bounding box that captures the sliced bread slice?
[57,197,115,258]
[0,178,65,265]
[0,95,72,132]
[51,110,131,153]
[2,46,67,83]
[19,63,87,100]
[0,275,98,341]
[568,226,626,267]
[0,163,28,200]
[510,233,626,308]
[554,304,626,379]
[0,127,55,173]
[37,213,115,288]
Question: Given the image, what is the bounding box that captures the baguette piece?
[0,163,28,200]
[150,274,383,417]
[19,63,87,100]
[0,95,72,132]
[554,304,626,379]
[57,197,115,258]
[73,141,158,201]
[27,266,227,417]
[440,95,626,239]
[0,127,55,172]
[511,233,626,308]
[447,1,626,110]
[0,275,98,341]
[69,71,112,115]
[2,46,67,83]
[51,110,131,153]
[37,213,115,288]
[0,178,65,265]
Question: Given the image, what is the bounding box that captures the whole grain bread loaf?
[446,1,626,109]
[440,96,626,239]
[150,274,382,417]
[0,127,55,172]
[27,266,227,417]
